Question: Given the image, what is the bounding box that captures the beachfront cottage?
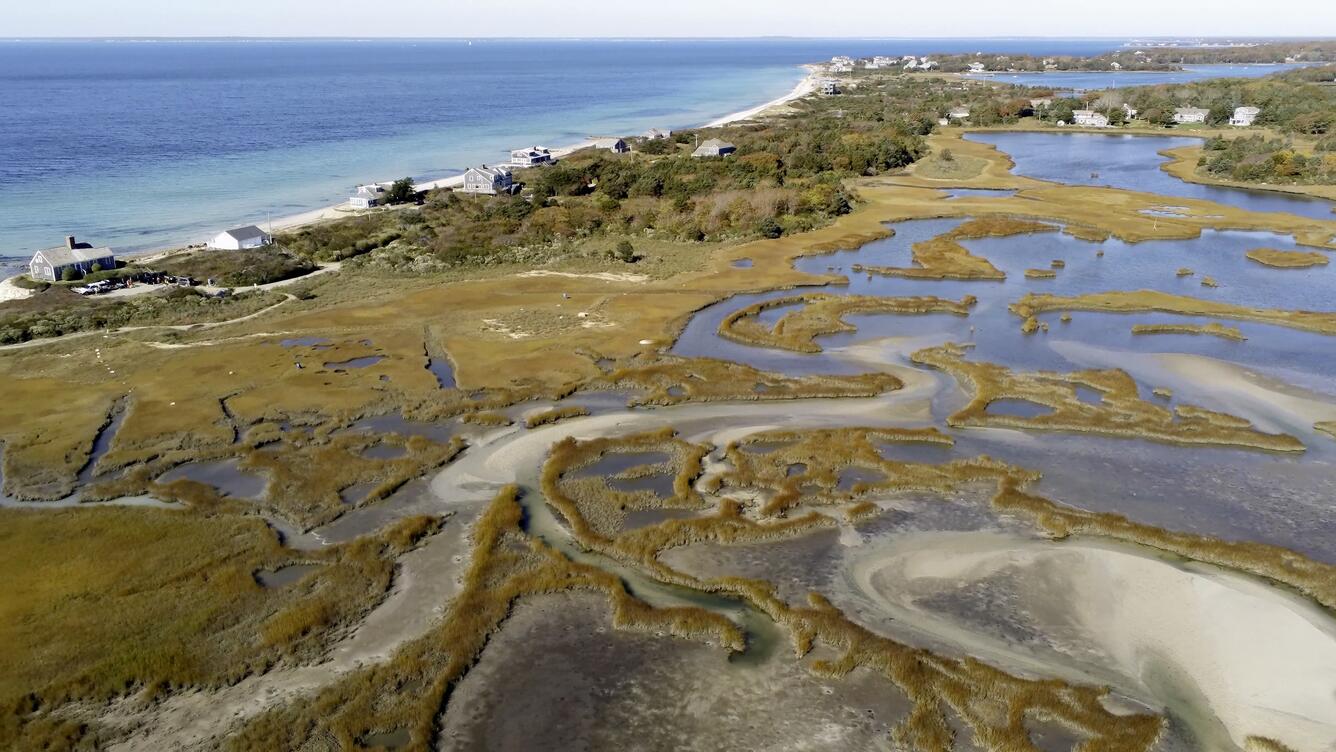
[1230,106,1261,127]
[948,106,971,120]
[1072,109,1110,128]
[510,146,553,167]
[692,138,736,158]
[641,128,672,140]
[208,225,272,250]
[461,165,515,195]
[348,184,385,210]
[1173,107,1209,125]
[588,137,630,153]
[820,79,840,95]
[968,62,987,73]
[29,236,115,282]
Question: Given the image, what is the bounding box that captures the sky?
[5,1,1334,38]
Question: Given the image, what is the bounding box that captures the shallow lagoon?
[968,131,1336,220]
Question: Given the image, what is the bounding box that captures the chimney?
[66,235,77,250]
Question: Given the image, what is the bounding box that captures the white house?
[1029,97,1052,109]
[209,225,272,250]
[1122,103,1139,119]
[348,184,385,209]
[1110,61,1123,71]
[641,128,672,140]
[510,146,553,167]
[692,138,736,158]
[1073,109,1110,128]
[968,62,987,73]
[29,236,116,282]
[1173,107,1209,125]
[1230,106,1261,127]
[820,79,840,95]
[588,137,630,153]
[948,106,971,120]
[460,165,515,195]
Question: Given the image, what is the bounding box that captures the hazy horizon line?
[3,34,1332,42]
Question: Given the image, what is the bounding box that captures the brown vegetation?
[717,293,975,353]
[1131,323,1247,341]
[911,343,1303,452]
[1012,290,1336,336]
[1245,248,1330,269]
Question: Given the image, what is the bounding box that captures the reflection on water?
[158,460,267,499]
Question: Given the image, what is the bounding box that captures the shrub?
[60,268,78,282]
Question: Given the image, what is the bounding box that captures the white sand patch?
[705,66,820,128]
[480,318,531,339]
[517,270,649,284]
[0,277,33,302]
[849,531,1336,750]
[1051,340,1336,437]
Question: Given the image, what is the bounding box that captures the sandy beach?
[847,529,1336,751]
[264,67,820,238]
[1,65,819,284]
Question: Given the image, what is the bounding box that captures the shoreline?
[3,63,819,282]
[270,65,820,234]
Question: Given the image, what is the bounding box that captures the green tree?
[385,178,417,205]
[758,218,783,238]
[611,240,638,263]
[89,263,104,274]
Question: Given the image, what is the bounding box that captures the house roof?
[1175,107,1209,115]
[698,139,734,149]
[469,165,513,180]
[589,137,627,148]
[218,225,269,242]
[35,244,114,267]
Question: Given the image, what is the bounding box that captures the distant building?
[819,79,840,95]
[29,236,115,282]
[586,137,630,153]
[968,62,987,73]
[1122,103,1139,119]
[209,225,272,250]
[641,128,672,140]
[1029,97,1052,109]
[461,165,515,195]
[692,138,736,158]
[1110,61,1123,71]
[1072,109,1110,128]
[510,146,553,167]
[1173,107,1210,125]
[948,106,971,120]
[1230,106,1261,127]
[937,118,951,126]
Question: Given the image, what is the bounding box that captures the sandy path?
[0,294,295,353]
[845,530,1336,751]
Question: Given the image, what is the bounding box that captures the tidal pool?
[968,131,1336,221]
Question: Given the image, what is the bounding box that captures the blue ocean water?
[0,37,1283,272]
[964,63,1316,91]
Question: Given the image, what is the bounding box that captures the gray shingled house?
[29,236,116,281]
